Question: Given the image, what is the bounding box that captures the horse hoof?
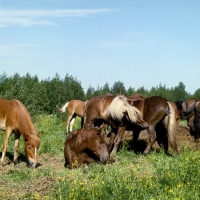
[14,161,18,166]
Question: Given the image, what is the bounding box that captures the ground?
[0,125,199,199]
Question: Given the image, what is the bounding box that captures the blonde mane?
[107,95,142,123]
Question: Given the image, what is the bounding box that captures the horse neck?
[15,100,38,139]
[182,99,198,117]
[70,131,89,152]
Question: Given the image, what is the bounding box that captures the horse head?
[24,134,40,168]
[87,127,110,164]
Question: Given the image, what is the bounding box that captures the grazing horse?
[0,98,40,168]
[123,95,178,156]
[57,100,85,134]
[177,98,200,146]
[64,126,110,168]
[83,95,149,155]
[181,98,198,132]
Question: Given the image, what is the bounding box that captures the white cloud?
[0,9,115,27]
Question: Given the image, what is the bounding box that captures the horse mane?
[14,100,40,147]
[107,95,142,123]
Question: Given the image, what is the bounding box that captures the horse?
[123,94,178,156]
[84,94,178,156]
[194,101,200,140]
[57,100,85,134]
[64,125,110,168]
[83,94,149,155]
[0,98,40,168]
[176,98,200,146]
[181,98,198,131]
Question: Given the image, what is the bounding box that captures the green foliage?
[111,81,126,95]
[0,72,198,116]
[193,88,200,99]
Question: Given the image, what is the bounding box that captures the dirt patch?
[122,125,198,153]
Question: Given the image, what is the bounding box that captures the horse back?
[0,98,21,129]
[143,96,169,122]
[85,96,113,121]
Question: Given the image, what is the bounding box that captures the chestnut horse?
[124,94,178,156]
[64,126,110,168]
[0,98,40,168]
[83,95,149,155]
[57,100,85,134]
[84,94,178,156]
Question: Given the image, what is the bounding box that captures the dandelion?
[169,189,174,194]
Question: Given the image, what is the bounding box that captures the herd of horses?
[0,94,199,169]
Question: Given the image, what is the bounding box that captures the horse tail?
[107,95,142,123]
[166,101,178,153]
[57,102,69,113]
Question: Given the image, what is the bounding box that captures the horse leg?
[66,114,73,134]
[69,116,76,132]
[131,128,141,153]
[0,128,12,166]
[13,132,21,165]
[143,125,156,156]
[108,128,117,152]
[81,117,84,128]
[110,126,126,156]
[78,153,92,164]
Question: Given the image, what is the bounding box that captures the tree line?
[0,72,200,115]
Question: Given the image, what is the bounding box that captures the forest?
[0,72,200,116]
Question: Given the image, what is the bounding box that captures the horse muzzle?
[100,154,110,164]
[28,158,37,168]
[140,121,149,129]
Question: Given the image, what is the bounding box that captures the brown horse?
[0,98,40,168]
[84,94,178,156]
[57,100,85,134]
[177,98,200,145]
[123,95,178,156]
[83,95,149,155]
[181,98,198,131]
[194,101,200,140]
[64,126,110,168]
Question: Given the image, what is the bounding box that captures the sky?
[0,0,200,94]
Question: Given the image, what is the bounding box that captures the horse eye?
[28,146,32,150]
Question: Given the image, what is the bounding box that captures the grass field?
[0,115,199,200]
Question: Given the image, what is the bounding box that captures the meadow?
[0,114,199,200]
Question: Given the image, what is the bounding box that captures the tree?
[172,82,189,101]
[102,83,110,95]
[111,81,126,95]
[136,86,149,97]
[85,86,95,100]
[126,86,136,96]
[193,88,200,99]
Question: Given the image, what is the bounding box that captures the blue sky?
[0,0,200,94]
